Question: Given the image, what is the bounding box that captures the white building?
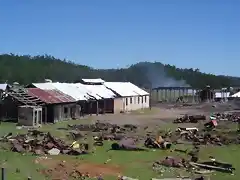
[104,82,149,113]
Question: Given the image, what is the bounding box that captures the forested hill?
[0,54,240,89]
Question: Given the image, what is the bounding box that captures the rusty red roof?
[27,88,75,104]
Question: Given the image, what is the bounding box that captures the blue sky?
[0,0,239,76]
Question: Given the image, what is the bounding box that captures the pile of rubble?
[210,112,240,122]
[153,156,235,175]
[67,122,139,140]
[0,130,88,155]
[152,144,235,177]
[68,122,137,133]
[171,126,240,145]
[174,115,206,123]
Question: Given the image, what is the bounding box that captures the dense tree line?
[0,54,239,89]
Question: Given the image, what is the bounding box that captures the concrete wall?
[122,95,149,112]
[53,103,79,123]
[113,98,124,113]
[113,95,149,113]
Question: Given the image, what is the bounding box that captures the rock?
[48,148,60,155]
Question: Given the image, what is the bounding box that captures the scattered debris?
[174,115,206,123]
[111,138,146,151]
[144,136,172,149]
[48,148,60,155]
[204,120,218,130]
[190,160,235,173]
[0,109,238,179]
[210,112,240,122]
[1,131,88,155]
[154,156,186,168]
[122,176,139,180]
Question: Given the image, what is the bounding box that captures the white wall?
[123,95,149,111]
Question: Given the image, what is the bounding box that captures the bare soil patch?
[36,157,122,179]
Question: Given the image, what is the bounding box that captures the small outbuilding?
[18,106,42,127]
[0,86,45,122]
[27,88,79,123]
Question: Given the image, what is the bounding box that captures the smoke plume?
[139,62,190,88]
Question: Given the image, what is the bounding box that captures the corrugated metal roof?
[104,82,149,97]
[0,84,8,90]
[46,89,76,102]
[27,88,75,104]
[82,78,105,83]
[31,81,147,99]
[33,83,56,90]
[80,84,116,99]
[52,83,91,101]
[32,82,91,101]
[127,82,149,96]
[73,83,101,100]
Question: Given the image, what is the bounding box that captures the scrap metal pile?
[0,130,88,155]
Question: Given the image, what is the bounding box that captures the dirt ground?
[90,102,236,126]
[36,157,122,179]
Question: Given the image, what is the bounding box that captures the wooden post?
[44,107,47,123]
[103,99,105,114]
[1,168,5,180]
[96,100,99,116]
[149,87,152,110]
[90,101,92,116]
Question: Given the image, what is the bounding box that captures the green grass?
[0,121,239,180]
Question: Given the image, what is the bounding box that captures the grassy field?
[0,120,239,180]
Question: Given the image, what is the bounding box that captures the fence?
[1,168,31,180]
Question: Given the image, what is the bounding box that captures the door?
[38,110,42,125]
[47,105,54,123]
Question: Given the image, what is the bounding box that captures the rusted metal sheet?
[46,89,76,102]
[27,88,75,104]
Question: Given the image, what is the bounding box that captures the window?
[126,98,128,105]
[138,96,140,104]
[130,97,132,104]
[145,95,147,103]
[141,96,144,103]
